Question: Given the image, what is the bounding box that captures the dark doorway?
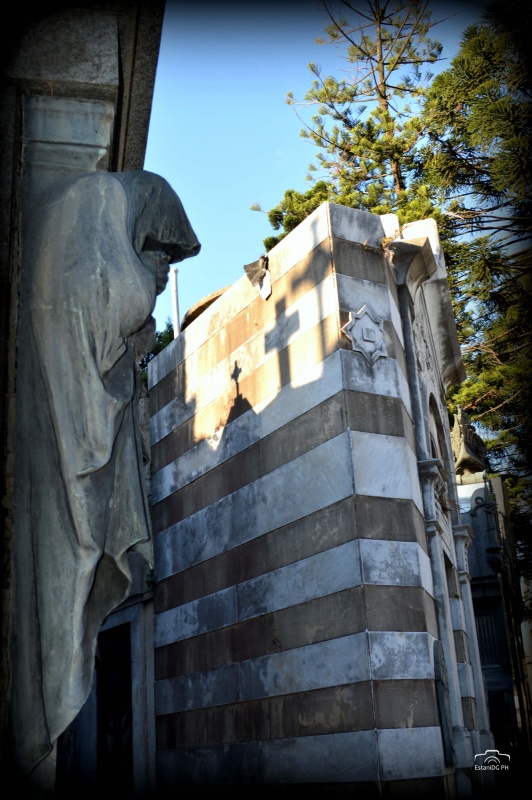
[96,623,133,791]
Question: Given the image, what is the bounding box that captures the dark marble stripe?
[155,680,439,749]
[155,585,437,680]
[154,497,356,614]
[353,495,429,553]
[150,390,348,532]
[156,683,375,749]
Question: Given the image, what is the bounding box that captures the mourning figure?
[11,171,200,778]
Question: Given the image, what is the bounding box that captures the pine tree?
[421,0,531,497]
[261,1,530,482]
[257,181,335,251]
[259,0,444,248]
[258,0,531,582]
[421,2,531,254]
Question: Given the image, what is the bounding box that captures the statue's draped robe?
[11,172,200,773]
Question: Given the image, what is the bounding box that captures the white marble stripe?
[149,203,399,388]
[149,202,332,389]
[150,350,345,504]
[150,271,340,444]
[341,348,412,417]
[153,433,354,581]
[151,347,415,505]
[155,633,371,715]
[359,539,434,597]
[154,539,363,648]
[154,539,434,648]
[377,727,445,780]
[156,730,380,784]
[349,430,423,513]
[336,272,404,348]
[368,631,437,680]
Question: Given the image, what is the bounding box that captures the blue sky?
[145,1,489,330]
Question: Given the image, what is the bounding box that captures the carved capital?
[418,457,451,523]
[452,524,474,574]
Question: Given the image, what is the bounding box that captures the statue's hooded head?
[114,170,201,292]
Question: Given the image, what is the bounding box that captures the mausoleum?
[144,202,493,792]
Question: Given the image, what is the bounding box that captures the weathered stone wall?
[148,203,490,789]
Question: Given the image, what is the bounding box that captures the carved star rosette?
[341,304,387,364]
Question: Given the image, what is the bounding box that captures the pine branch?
[473,389,524,419]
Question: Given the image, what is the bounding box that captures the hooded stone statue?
[11,171,200,777]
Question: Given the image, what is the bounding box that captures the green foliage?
[426,1,532,486]
[263,181,338,250]
[420,1,532,252]
[258,1,531,579]
[138,318,174,385]
[257,0,444,243]
[299,0,442,198]
[447,258,532,476]
[425,0,532,582]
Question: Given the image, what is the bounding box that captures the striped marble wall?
[148,204,451,788]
